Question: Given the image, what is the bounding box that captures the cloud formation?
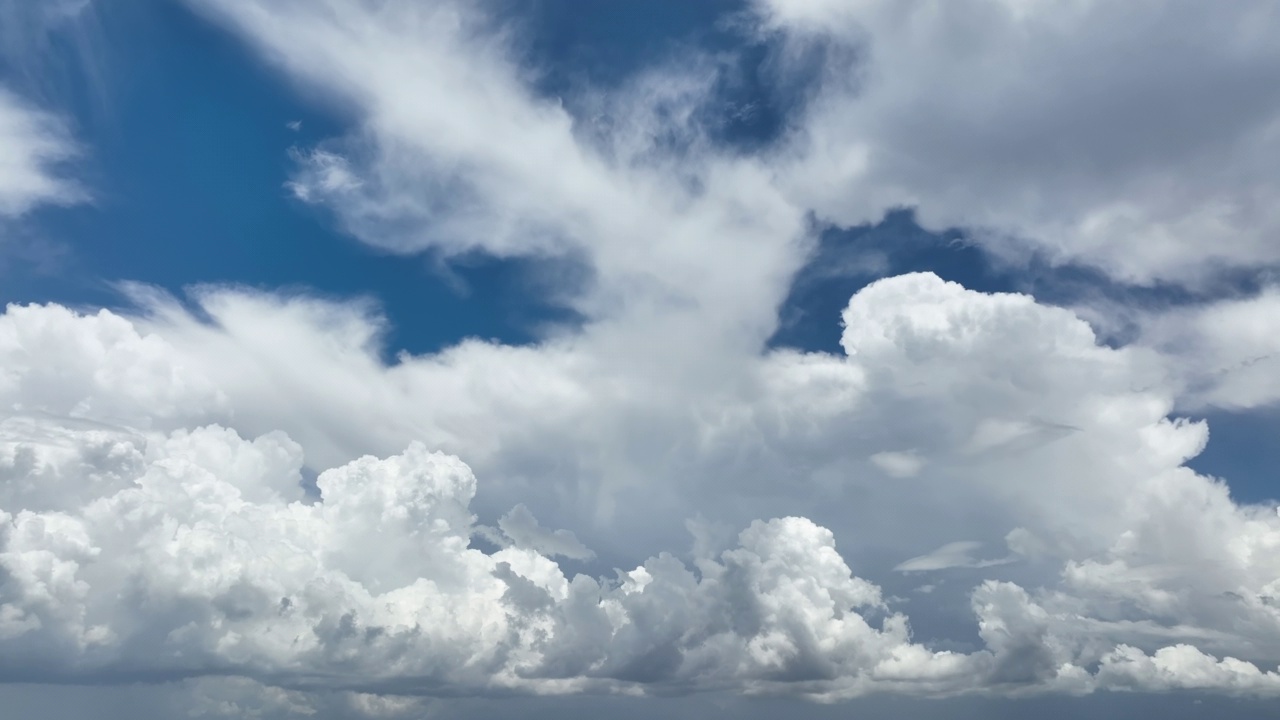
[755,0,1280,286]
[3,0,1280,716]
[5,272,1280,712]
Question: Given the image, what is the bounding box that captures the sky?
[1,0,1280,717]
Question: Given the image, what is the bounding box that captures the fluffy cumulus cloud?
[0,375,957,700]
[4,0,1280,716]
[5,272,1280,712]
[754,0,1280,285]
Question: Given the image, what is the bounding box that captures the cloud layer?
[5,272,1280,713]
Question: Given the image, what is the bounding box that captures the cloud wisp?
[0,86,80,219]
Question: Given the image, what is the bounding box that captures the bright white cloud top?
[3,0,1280,717]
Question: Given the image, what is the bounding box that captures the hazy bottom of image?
[0,683,1273,720]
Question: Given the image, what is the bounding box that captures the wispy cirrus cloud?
[0,87,81,218]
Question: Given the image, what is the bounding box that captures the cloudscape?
[2,1,1280,717]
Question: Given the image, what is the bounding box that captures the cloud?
[1132,285,1280,410]
[0,87,81,218]
[868,451,923,479]
[496,504,595,561]
[0,417,964,698]
[184,0,808,350]
[753,0,1280,286]
[1098,644,1280,694]
[894,541,1013,573]
[0,300,229,428]
[5,273,1280,706]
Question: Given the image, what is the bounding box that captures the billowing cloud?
[4,272,1280,710]
[0,413,959,698]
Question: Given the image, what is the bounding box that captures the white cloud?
[1131,286,1280,410]
[184,0,808,352]
[869,450,924,478]
[5,273,1280,704]
[894,541,1012,573]
[0,300,229,428]
[1098,644,1280,694]
[0,417,970,698]
[496,504,595,561]
[754,0,1280,286]
[0,87,80,218]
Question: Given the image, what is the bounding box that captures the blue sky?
[2,1,1280,717]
